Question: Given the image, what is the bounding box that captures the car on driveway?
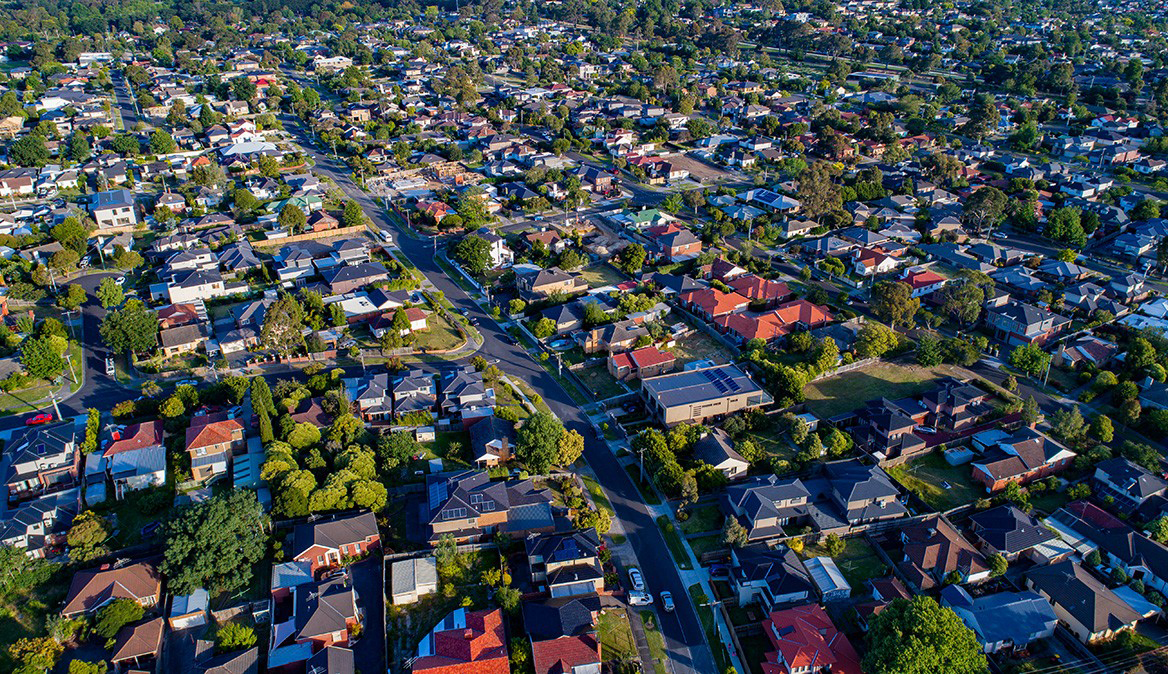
[26,413,54,426]
[628,591,653,606]
[114,276,127,286]
[660,591,674,612]
[628,567,645,592]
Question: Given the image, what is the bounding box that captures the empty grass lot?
[414,312,465,352]
[574,364,628,399]
[578,263,627,287]
[680,505,723,535]
[668,327,735,366]
[803,362,946,419]
[802,537,890,593]
[885,451,982,511]
[597,609,637,663]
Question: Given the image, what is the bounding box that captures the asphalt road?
[113,75,140,131]
[283,119,718,674]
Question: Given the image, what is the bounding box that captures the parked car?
[114,276,126,286]
[176,379,199,387]
[709,564,731,579]
[660,591,674,612]
[25,413,54,426]
[628,567,645,592]
[915,425,937,434]
[628,591,653,606]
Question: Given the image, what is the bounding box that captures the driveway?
[350,556,385,673]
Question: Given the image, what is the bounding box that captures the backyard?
[578,262,627,288]
[668,326,735,366]
[801,537,890,594]
[680,504,723,536]
[885,451,982,512]
[803,361,948,419]
[413,312,466,352]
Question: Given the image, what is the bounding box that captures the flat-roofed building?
[641,364,771,426]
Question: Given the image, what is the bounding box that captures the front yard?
[413,312,466,352]
[573,364,628,400]
[597,609,637,664]
[885,451,983,511]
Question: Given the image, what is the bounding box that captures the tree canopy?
[161,489,267,596]
[864,596,988,674]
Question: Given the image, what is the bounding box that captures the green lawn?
[688,534,726,560]
[680,505,723,535]
[886,451,982,511]
[688,583,732,673]
[573,365,628,400]
[657,516,693,570]
[581,474,620,542]
[426,430,470,466]
[639,611,669,674]
[625,464,661,505]
[742,427,801,466]
[578,263,627,287]
[597,609,637,663]
[414,312,465,352]
[801,537,890,594]
[804,362,947,419]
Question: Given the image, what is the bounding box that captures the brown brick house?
[185,413,245,483]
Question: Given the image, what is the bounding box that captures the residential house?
[1093,458,1168,511]
[531,633,601,674]
[679,287,750,320]
[921,377,993,431]
[184,413,245,484]
[971,428,1075,492]
[268,570,361,666]
[899,515,991,589]
[726,275,793,307]
[159,323,209,358]
[759,604,862,674]
[104,420,166,499]
[291,511,381,576]
[1053,334,1119,369]
[900,268,947,298]
[390,556,439,605]
[61,561,163,616]
[715,300,833,343]
[517,267,587,299]
[425,470,555,543]
[5,424,79,504]
[478,229,514,269]
[641,364,772,426]
[526,529,604,598]
[322,262,389,294]
[730,545,814,610]
[412,608,509,674]
[164,269,233,305]
[469,416,517,468]
[968,505,1067,564]
[578,319,649,355]
[607,346,676,381]
[692,429,749,480]
[90,189,138,229]
[440,365,496,425]
[110,617,165,670]
[985,301,1071,346]
[0,490,79,557]
[941,585,1058,654]
[1027,561,1145,644]
[1048,501,1168,596]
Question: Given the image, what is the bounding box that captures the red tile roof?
[630,346,676,369]
[414,608,510,674]
[105,420,164,456]
[715,300,833,341]
[532,635,601,674]
[727,274,793,302]
[760,604,861,674]
[901,269,945,290]
[680,287,750,317]
[185,413,243,451]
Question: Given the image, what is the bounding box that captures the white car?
[628,591,653,606]
[628,567,645,592]
[660,591,675,612]
[114,276,126,286]
[914,425,937,434]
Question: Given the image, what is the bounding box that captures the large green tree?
[870,281,919,327]
[96,277,124,308]
[100,300,159,354]
[864,596,988,674]
[453,234,492,274]
[516,411,565,474]
[260,294,305,354]
[161,489,267,596]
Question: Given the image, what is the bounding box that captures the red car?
[25,413,53,426]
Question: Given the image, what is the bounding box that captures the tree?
[69,661,108,674]
[96,277,124,308]
[722,516,748,547]
[453,234,492,275]
[532,317,556,339]
[67,510,110,562]
[149,129,176,154]
[100,300,159,354]
[1021,396,1040,426]
[111,134,139,156]
[162,490,267,596]
[49,249,80,274]
[916,334,943,366]
[232,76,257,101]
[260,294,305,354]
[57,284,86,310]
[1046,207,1086,248]
[1050,406,1087,444]
[870,281,919,327]
[67,130,91,162]
[1009,343,1051,378]
[1091,414,1114,443]
[1147,517,1168,544]
[8,637,63,672]
[558,429,584,466]
[9,134,49,167]
[987,553,1008,577]
[559,249,584,271]
[798,161,842,222]
[855,322,898,359]
[94,598,144,639]
[278,204,306,232]
[617,243,646,274]
[823,533,845,556]
[864,596,988,674]
[215,622,257,652]
[342,200,364,228]
[20,336,65,380]
[516,411,564,474]
[961,187,1007,235]
[937,280,986,325]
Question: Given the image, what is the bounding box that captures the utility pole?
[49,392,62,422]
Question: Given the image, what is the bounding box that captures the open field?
[804,362,948,419]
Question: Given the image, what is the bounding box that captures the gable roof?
[185,414,244,451]
[761,604,861,674]
[105,421,164,456]
[969,505,1058,555]
[292,511,379,557]
[413,608,509,671]
[531,635,601,674]
[1028,560,1143,633]
[62,561,162,615]
[522,594,603,640]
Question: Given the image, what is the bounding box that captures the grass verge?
[688,583,732,673]
[639,611,669,674]
[656,515,693,570]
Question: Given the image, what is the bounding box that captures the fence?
[669,302,743,354]
[251,224,367,247]
[440,254,485,294]
[807,357,879,383]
